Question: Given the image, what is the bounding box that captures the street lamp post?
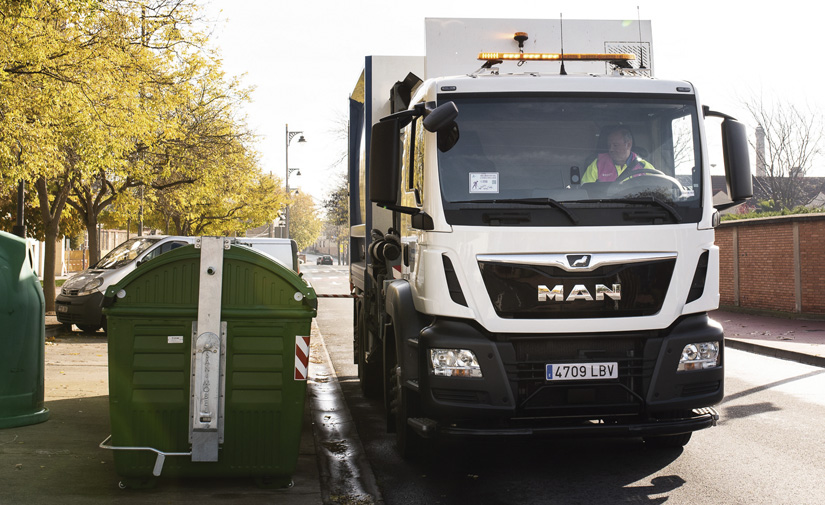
[285,124,306,238]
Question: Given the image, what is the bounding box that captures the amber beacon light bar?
[478,52,636,65]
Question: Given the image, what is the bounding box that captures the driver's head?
[606,127,633,165]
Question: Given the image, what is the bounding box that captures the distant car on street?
[317,255,333,265]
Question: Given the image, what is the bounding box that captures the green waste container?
[0,231,49,428]
[100,237,316,488]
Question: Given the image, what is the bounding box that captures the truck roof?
[425,72,693,96]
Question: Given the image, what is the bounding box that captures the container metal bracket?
[99,435,191,477]
[190,236,228,462]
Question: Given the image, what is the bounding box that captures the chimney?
[755,125,767,177]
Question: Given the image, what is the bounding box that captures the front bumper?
[55,291,105,327]
[421,407,719,438]
[407,313,724,436]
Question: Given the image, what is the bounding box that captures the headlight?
[430,348,482,378]
[677,341,720,371]
[78,277,104,296]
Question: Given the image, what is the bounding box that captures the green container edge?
[102,241,318,314]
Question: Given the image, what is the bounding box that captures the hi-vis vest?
[595,152,649,182]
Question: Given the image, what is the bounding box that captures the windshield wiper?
[577,196,683,223]
[453,198,579,224]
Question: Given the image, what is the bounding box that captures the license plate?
[57,305,68,313]
[546,362,618,381]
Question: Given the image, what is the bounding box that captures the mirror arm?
[714,200,746,211]
[703,106,738,121]
[377,203,420,215]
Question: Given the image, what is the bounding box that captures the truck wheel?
[358,336,383,398]
[356,303,382,398]
[392,364,427,459]
[644,432,692,448]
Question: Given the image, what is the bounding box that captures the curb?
[726,338,825,369]
[308,323,384,505]
[45,324,63,338]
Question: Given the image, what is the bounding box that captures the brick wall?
[716,214,825,315]
[799,220,825,313]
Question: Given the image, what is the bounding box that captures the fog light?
[677,341,720,371]
[430,348,482,378]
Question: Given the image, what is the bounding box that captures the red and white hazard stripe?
[316,293,358,298]
[294,335,310,381]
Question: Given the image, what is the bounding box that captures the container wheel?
[254,476,293,489]
[118,478,156,490]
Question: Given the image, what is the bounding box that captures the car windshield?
[94,238,161,269]
[436,93,702,226]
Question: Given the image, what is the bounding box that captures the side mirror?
[721,119,753,204]
[424,102,460,153]
[423,101,458,132]
[369,118,401,205]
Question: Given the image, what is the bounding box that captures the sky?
[202,0,823,201]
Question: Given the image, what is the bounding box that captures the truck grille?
[478,258,675,319]
[503,336,657,416]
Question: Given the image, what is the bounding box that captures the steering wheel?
[608,170,686,198]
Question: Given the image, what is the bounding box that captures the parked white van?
[232,237,299,272]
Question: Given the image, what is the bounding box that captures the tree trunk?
[85,213,100,266]
[34,176,70,313]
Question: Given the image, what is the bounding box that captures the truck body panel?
[424,18,653,78]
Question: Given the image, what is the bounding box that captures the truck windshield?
[437,94,702,226]
[94,237,160,269]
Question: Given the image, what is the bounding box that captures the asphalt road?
[304,264,825,505]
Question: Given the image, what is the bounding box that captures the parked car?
[317,255,333,265]
[57,236,301,334]
[56,235,196,333]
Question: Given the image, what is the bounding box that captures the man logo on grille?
[567,254,591,268]
[538,284,621,302]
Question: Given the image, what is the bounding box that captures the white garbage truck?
[348,18,752,457]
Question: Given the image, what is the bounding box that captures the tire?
[392,363,429,459]
[393,364,414,457]
[356,302,382,398]
[644,432,692,448]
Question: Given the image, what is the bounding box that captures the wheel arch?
[384,280,431,384]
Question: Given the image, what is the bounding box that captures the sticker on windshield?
[469,172,499,193]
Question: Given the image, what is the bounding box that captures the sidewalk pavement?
[712,309,825,368]
[2,314,327,504]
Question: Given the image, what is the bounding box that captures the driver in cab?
[582,126,657,183]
